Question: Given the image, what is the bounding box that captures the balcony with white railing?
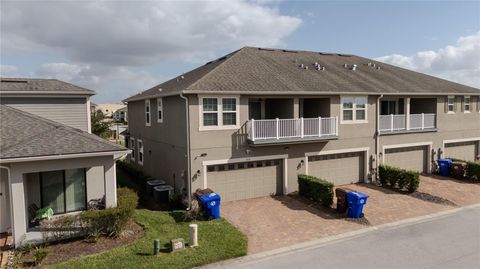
[247,117,338,145]
[379,113,436,134]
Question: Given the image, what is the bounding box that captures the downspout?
[180,93,192,210]
[375,94,384,181]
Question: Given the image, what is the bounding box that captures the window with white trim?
[137,139,144,165]
[200,96,239,129]
[145,100,151,126]
[447,96,455,113]
[341,96,367,122]
[464,96,470,112]
[129,137,135,161]
[157,98,163,123]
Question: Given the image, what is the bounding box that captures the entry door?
[0,174,10,233]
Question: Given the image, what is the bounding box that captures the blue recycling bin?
[437,159,453,176]
[346,192,369,218]
[198,192,221,219]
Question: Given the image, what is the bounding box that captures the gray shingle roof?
[0,78,95,95]
[0,105,126,160]
[124,47,479,102]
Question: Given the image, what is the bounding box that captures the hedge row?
[378,165,420,192]
[298,174,334,207]
[42,187,138,242]
[444,158,480,181]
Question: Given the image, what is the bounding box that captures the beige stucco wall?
[4,155,117,246]
[188,94,378,193]
[127,96,188,192]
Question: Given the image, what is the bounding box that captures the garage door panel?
[385,146,427,173]
[308,152,364,185]
[445,141,478,162]
[207,160,282,202]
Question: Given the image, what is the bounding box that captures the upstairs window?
[464,96,470,112]
[157,98,163,123]
[200,96,239,130]
[145,100,151,126]
[129,137,135,161]
[138,139,144,165]
[447,96,455,113]
[341,96,367,123]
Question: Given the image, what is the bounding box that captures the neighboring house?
[124,47,480,203]
[0,78,94,133]
[95,103,126,119]
[112,106,128,122]
[90,101,98,115]
[0,78,129,247]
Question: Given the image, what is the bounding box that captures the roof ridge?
[185,48,246,91]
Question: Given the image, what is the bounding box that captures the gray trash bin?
[146,179,166,196]
[153,185,174,203]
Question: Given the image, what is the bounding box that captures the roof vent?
[343,64,348,68]
[299,64,304,69]
[352,64,357,71]
[305,66,309,70]
[377,66,381,70]
[1,79,28,83]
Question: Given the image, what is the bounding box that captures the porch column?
[293,98,300,118]
[9,169,27,246]
[104,158,117,208]
[260,100,266,119]
[405,97,411,130]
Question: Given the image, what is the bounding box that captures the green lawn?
[50,209,247,269]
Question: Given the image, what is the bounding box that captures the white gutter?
[375,94,384,181]
[180,93,192,210]
[0,150,131,164]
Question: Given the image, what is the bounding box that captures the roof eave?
[0,90,95,96]
[0,149,131,164]
[182,90,480,96]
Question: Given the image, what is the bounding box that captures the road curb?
[200,203,480,268]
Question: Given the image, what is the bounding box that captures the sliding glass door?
[40,168,86,214]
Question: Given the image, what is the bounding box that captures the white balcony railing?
[379,113,436,133]
[248,117,338,142]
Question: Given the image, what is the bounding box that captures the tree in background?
[91,109,112,139]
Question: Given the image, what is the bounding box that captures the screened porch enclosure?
[25,168,87,216]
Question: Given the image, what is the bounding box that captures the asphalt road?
[209,206,480,269]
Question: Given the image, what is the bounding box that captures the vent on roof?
[337,54,353,57]
[1,79,28,83]
[343,64,348,68]
[319,52,334,56]
[282,49,298,53]
[352,64,357,71]
[257,48,276,51]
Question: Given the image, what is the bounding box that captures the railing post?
[335,116,339,136]
[251,119,255,142]
[318,117,322,137]
[300,117,304,138]
[390,114,394,131]
[421,113,425,130]
[276,118,279,140]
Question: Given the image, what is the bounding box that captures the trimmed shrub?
[378,165,420,192]
[450,162,467,179]
[298,174,334,207]
[466,161,480,181]
[81,187,138,237]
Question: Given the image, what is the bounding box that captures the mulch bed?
[15,221,144,268]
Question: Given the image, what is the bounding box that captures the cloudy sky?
[1,0,479,103]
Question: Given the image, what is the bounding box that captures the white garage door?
[308,152,365,185]
[444,141,478,162]
[207,160,283,202]
[385,146,428,173]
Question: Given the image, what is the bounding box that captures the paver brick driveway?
[221,175,479,254]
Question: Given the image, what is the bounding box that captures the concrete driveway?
[222,174,480,254]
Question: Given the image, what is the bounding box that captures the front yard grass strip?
[50,209,247,269]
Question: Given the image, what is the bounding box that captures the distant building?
[95,103,126,118]
[113,106,128,122]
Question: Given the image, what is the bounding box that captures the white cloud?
[376,32,480,88]
[35,63,161,102]
[1,0,301,66]
[0,65,19,77]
